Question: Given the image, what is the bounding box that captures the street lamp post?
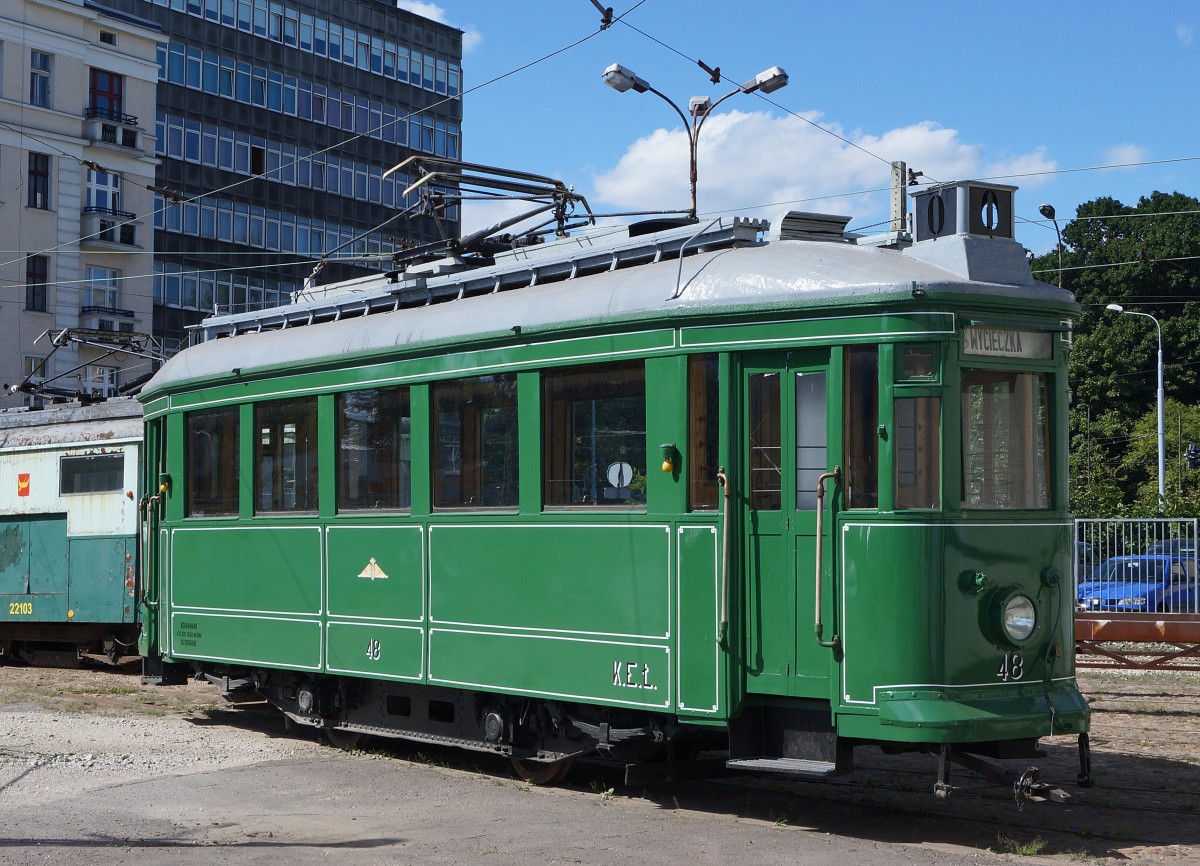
[1106,303,1165,501]
[602,62,788,219]
[1038,203,1063,289]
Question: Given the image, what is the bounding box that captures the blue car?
[1077,555,1198,613]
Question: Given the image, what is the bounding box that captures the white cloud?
[1177,23,1194,45]
[982,146,1056,188]
[461,29,483,53]
[395,2,447,22]
[592,112,1054,230]
[394,2,482,52]
[1102,143,1150,168]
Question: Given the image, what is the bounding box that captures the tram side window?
[688,354,720,510]
[186,406,239,517]
[843,346,879,508]
[895,397,940,509]
[337,387,410,511]
[60,453,124,494]
[255,397,319,513]
[543,361,646,507]
[433,374,518,509]
[961,370,1050,509]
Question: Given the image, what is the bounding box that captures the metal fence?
[1075,518,1199,615]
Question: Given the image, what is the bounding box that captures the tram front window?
[961,370,1050,509]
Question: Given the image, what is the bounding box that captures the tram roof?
[0,397,143,447]
[142,227,1074,399]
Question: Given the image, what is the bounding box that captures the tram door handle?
[814,466,841,650]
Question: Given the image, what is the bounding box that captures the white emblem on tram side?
[357,557,389,580]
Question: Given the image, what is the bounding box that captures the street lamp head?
[1106,303,1124,313]
[741,66,789,95]
[688,95,712,116]
[603,63,649,94]
[1038,203,1056,220]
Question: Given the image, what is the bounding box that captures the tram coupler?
[934,744,1070,808]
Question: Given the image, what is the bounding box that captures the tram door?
[742,351,835,698]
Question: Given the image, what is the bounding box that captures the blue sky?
[401,1,1199,254]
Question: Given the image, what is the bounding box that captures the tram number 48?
[365,639,381,661]
[997,652,1024,681]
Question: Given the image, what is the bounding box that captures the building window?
[542,361,646,507]
[86,169,122,213]
[99,31,117,46]
[337,387,411,511]
[27,152,50,209]
[82,365,118,398]
[23,356,46,408]
[187,407,239,517]
[25,255,48,311]
[88,68,123,120]
[29,51,50,107]
[433,374,518,509]
[60,453,124,494]
[84,265,120,309]
[255,397,319,512]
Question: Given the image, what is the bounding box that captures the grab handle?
[814,466,841,650]
[716,467,731,646]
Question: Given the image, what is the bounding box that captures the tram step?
[726,757,838,778]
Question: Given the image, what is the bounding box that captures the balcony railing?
[84,206,136,220]
[84,106,138,126]
[81,305,135,318]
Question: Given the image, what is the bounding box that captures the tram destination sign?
[962,326,1052,359]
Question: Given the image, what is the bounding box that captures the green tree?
[1033,192,1200,514]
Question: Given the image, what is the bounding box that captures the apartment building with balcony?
[106,0,464,353]
[0,0,160,405]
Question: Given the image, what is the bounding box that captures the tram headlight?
[1002,594,1037,642]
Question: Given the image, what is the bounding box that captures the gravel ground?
[0,664,1196,865]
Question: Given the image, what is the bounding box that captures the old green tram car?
[138,180,1089,796]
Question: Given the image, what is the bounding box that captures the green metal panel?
[941,522,1076,686]
[429,524,671,637]
[0,516,73,623]
[839,522,939,706]
[170,526,322,613]
[836,520,1086,741]
[0,592,67,623]
[155,329,679,413]
[429,628,670,709]
[0,521,29,595]
[325,525,423,620]
[745,511,791,695]
[681,312,955,351]
[169,610,321,669]
[67,535,136,623]
[28,515,68,595]
[676,525,721,717]
[645,355,688,516]
[516,371,541,516]
[326,622,423,680]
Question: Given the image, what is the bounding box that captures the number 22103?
[8,602,32,615]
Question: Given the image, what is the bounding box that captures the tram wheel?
[323,727,367,752]
[510,756,574,786]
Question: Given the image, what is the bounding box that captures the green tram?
[138,178,1090,798]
